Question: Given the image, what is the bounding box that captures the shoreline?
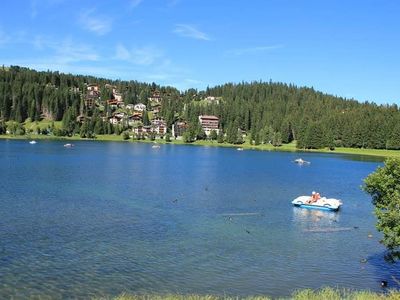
[0,134,398,159]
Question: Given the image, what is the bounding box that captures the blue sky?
[0,0,399,104]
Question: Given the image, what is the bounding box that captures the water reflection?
[292,207,340,229]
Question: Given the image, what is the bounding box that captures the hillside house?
[128,114,142,126]
[113,92,123,103]
[172,121,188,138]
[87,84,99,92]
[151,117,167,135]
[148,90,162,103]
[199,115,219,136]
[109,116,122,125]
[107,99,119,109]
[133,125,152,135]
[134,103,146,111]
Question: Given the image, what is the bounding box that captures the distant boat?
[64,143,74,148]
[237,147,244,151]
[152,144,160,149]
[294,158,310,165]
[29,141,37,144]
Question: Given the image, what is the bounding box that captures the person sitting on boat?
[307,191,320,203]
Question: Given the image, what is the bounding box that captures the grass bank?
[100,288,400,300]
[1,132,399,159]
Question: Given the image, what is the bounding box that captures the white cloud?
[173,24,211,41]
[79,9,112,36]
[54,39,99,63]
[227,45,284,56]
[29,36,99,64]
[114,44,163,65]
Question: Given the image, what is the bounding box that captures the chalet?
[151,117,167,135]
[148,90,162,103]
[109,116,122,125]
[84,97,96,108]
[113,112,125,119]
[132,112,142,119]
[199,115,219,136]
[172,121,188,138]
[85,84,100,108]
[126,104,134,110]
[128,114,142,126]
[133,125,152,135]
[113,92,123,102]
[87,84,99,92]
[134,103,146,111]
[107,99,119,109]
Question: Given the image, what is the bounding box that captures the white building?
[134,103,147,111]
[198,115,220,136]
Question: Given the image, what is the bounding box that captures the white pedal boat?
[294,158,310,164]
[292,196,342,211]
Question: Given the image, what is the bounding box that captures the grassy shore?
[100,288,400,300]
[1,132,399,159]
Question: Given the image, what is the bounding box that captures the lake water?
[0,140,398,298]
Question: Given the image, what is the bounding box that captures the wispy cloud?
[227,45,284,56]
[2,35,102,78]
[130,0,143,8]
[173,24,211,41]
[114,44,163,65]
[30,36,99,63]
[55,39,99,63]
[79,9,113,36]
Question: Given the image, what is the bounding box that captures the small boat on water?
[292,195,342,211]
[294,158,310,165]
[237,147,244,151]
[29,140,37,144]
[152,144,160,149]
[64,143,74,148]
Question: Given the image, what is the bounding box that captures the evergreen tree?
[272,131,282,147]
[142,111,150,125]
[165,132,171,142]
[209,130,217,141]
[217,130,224,143]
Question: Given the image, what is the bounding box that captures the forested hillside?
[0,65,399,150]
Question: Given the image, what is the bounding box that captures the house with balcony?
[199,115,219,136]
[151,117,167,136]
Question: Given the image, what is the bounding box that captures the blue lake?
[0,140,398,298]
